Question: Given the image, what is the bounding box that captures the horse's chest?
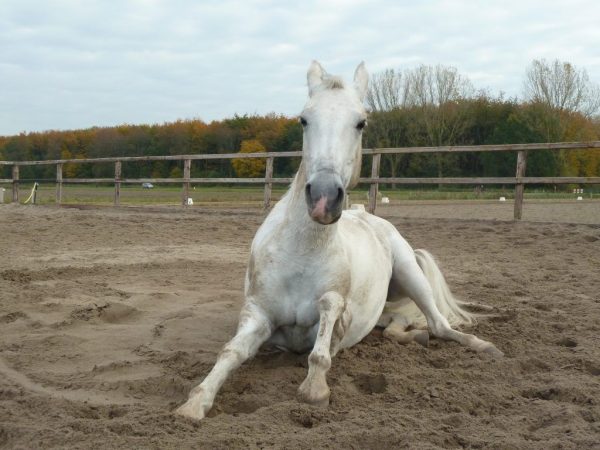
[251,251,342,327]
[268,265,324,324]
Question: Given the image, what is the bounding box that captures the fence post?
[513,150,528,220]
[368,153,381,214]
[12,165,19,203]
[114,161,122,206]
[56,163,63,205]
[182,159,191,206]
[263,156,274,210]
[32,182,38,204]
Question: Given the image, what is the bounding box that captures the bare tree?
[406,64,474,143]
[366,68,410,112]
[524,59,600,117]
[365,64,475,184]
[406,65,474,182]
[367,64,474,117]
[365,69,413,187]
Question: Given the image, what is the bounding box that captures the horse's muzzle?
[305,172,345,225]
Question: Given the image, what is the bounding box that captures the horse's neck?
[279,161,338,247]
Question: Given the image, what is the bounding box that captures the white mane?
[320,75,345,90]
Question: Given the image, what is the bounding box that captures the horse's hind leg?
[175,304,272,420]
[389,235,502,356]
[297,291,345,406]
[392,257,502,356]
[383,314,429,347]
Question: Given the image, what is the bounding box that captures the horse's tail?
[413,249,475,327]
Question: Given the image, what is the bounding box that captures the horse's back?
[341,209,415,261]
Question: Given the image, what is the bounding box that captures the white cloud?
[0,0,599,135]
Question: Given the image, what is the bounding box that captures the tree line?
[1,59,599,185]
[364,59,599,183]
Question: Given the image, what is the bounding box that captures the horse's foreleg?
[297,291,345,407]
[175,304,272,420]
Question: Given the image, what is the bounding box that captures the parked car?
[142,182,154,189]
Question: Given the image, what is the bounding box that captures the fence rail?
[2,141,599,219]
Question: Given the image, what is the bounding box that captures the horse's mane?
[321,75,345,90]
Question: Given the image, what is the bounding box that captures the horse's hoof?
[413,330,430,348]
[174,402,206,421]
[298,392,330,407]
[481,344,504,358]
[297,383,330,407]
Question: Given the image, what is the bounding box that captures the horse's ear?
[353,61,369,101]
[307,60,325,97]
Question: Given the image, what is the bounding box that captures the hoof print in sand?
[556,337,578,348]
[353,373,388,395]
[290,408,326,428]
[70,303,141,324]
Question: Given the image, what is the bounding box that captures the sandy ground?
[0,200,599,449]
[375,199,600,224]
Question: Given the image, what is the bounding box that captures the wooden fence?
[1,141,599,219]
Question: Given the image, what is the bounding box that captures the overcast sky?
[1,0,599,136]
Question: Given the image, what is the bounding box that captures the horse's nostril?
[335,187,344,205]
[305,183,312,197]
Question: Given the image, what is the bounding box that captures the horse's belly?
[267,323,319,353]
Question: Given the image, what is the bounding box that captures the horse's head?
[300,61,368,225]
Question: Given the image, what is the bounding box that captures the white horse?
[176,61,502,420]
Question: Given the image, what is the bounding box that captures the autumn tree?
[521,59,600,177]
[522,59,600,142]
[232,139,267,178]
[59,148,78,178]
[561,112,600,176]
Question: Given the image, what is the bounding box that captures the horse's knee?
[308,350,331,371]
[318,291,345,314]
[220,332,263,364]
[218,346,246,365]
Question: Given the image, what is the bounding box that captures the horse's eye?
[300,117,308,126]
[356,119,367,130]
